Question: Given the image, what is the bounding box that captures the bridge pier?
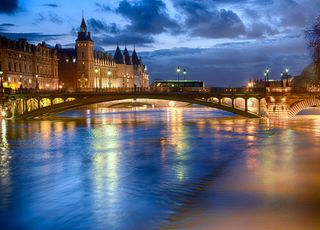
[265,93,291,119]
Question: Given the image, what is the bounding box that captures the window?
[82,52,85,58]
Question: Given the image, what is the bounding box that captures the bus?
[151,80,206,92]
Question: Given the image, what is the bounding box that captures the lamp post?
[176,66,181,87]
[285,68,289,87]
[35,74,39,90]
[0,70,3,90]
[19,75,23,89]
[281,72,284,87]
[264,68,270,87]
[183,69,186,80]
[94,68,99,92]
[107,70,112,89]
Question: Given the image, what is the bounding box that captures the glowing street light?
[107,70,112,88]
[0,70,3,89]
[94,68,99,90]
[35,74,39,90]
[264,68,270,87]
[177,66,181,86]
[183,69,186,80]
[284,68,289,87]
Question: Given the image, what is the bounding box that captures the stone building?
[57,17,149,91]
[0,37,59,90]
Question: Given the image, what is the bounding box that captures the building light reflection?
[93,125,120,206]
[166,108,188,181]
[0,119,11,209]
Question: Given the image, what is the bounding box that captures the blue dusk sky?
[0,0,319,86]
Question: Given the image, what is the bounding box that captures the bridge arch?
[221,97,232,106]
[12,93,260,119]
[27,98,39,112]
[289,97,320,117]
[53,98,64,105]
[40,98,51,108]
[247,97,259,113]
[234,97,245,109]
[207,97,219,103]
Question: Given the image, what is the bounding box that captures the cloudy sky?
[0,0,319,86]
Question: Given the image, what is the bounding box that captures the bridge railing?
[4,87,152,95]
[208,87,266,93]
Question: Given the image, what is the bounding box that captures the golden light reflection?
[40,121,52,147]
[0,119,11,209]
[93,125,120,206]
[166,108,189,181]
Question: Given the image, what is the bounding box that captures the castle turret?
[123,46,131,65]
[132,48,140,66]
[76,16,94,88]
[113,45,124,64]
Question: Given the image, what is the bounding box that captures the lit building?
[0,37,59,90]
[57,16,149,91]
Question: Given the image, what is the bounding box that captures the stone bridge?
[1,87,319,119]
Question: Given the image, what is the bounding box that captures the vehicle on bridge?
[151,80,206,92]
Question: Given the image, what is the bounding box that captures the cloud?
[117,0,180,34]
[0,32,65,42]
[141,37,310,86]
[95,2,112,11]
[87,18,120,34]
[42,3,61,8]
[34,12,63,25]
[0,0,18,13]
[93,33,154,47]
[71,16,153,46]
[0,23,15,32]
[175,1,246,38]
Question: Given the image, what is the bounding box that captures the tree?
[305,16,320,83]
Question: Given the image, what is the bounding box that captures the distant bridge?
[1,87,320,119]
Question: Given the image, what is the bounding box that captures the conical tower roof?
[123,46,131,65]
[80,16,87,32]
[132,48,140,66]
[113,45,124,64]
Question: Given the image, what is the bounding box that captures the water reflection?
[168,114,320,230]
[0,119,11,209]
[92,124,120,207]
[1,108,320,230]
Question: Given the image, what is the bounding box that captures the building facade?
[58,17,149,91]
[0,37,59,90]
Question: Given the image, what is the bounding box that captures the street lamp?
[0,70,3,89]
[285,68,289,87]
[19,75,23,89]
[107,70,112,89]
[176,66,181,86]
[35,74,39,90]
[264,68,270,87]
[183,69,186,80]
[94,68,99,91]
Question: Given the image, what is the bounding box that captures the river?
[0,107,320,229]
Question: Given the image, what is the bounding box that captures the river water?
[0,107,320,230]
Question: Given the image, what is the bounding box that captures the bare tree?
[305,16,320,83]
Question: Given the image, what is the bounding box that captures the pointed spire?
[80,15,87,33]
[132,46,139,66]
[123,45,131,65]
[114,45,124,64]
